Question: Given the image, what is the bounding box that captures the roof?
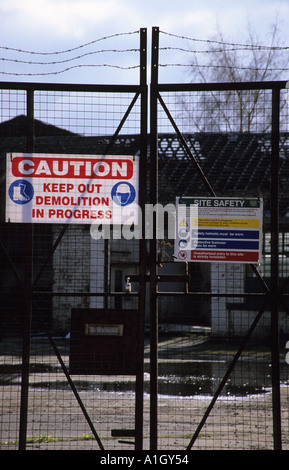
[158,132,289,219]
[0,115,75,137]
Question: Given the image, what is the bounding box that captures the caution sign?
[174,197,263,263]
[6,153,139,224]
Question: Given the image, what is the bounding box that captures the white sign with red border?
[6,153,139,224]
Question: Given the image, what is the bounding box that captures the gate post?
[149,26,159,450]
[135,27,148,451]
[18,88,34,450]
[271,87,282,450]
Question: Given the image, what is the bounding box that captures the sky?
[0,0,289,85]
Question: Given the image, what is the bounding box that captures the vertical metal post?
[149,26,159,450]
[19,89,34,450]
[271,87,282,450]
[135,27,147,451]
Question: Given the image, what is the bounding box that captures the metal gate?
[148,27,289,451]
[0,28,148,451]
[1,26,289,451]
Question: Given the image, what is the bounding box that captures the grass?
[1,433,96,446]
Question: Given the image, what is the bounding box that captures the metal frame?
[0,25,288,450]
[0,28,147,451]
[150,26,287,450]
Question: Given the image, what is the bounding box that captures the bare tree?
[183,20,289,132]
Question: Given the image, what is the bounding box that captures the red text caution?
[12,156,133,179]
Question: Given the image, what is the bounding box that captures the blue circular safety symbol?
[178,239,188,248]
[111,182,136,206]
[9,180,34,205]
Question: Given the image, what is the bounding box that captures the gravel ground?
[1,335,289,451]
[1,384,289,450]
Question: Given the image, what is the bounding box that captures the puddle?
[27,373,271,398]
[157,375,268,397]
[1,355,288,399]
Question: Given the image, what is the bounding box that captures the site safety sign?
[174,197,263,263]
[6,153,139,224]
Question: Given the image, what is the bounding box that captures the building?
[1,115,289,337]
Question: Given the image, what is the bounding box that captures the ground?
[1,334,289,451]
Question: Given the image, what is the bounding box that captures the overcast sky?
[0,0,289,84]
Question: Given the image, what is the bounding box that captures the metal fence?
[148,27,289,451]
[1,26,289,451]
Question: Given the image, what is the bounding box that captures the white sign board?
[174,197,263,263]
[6,153,139,224]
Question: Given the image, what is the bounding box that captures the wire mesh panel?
[0,76,147,450]
[1,26,289,452]
[151,82,289,450]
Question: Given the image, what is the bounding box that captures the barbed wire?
[0,31,139,56]
[160,63,289,72]
[159,30,289,76]
[160,46,288,54]
[1,28,289,77]
[0,30,140,76]
[160,30,289,51]
[0,49,139,65]
[0,63,140,77]
[0,49,138,66]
